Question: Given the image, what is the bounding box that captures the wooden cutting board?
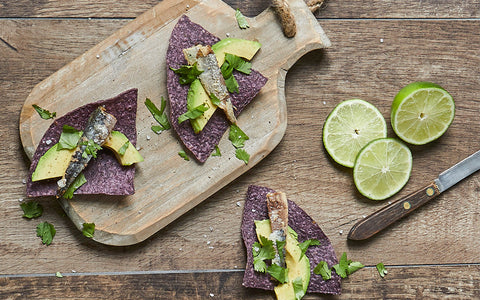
[19,0,330,246]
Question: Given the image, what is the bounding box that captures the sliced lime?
[353,138,412,200]
[391,82,455,145]
[323,99,387,168]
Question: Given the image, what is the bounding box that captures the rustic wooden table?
[1,0,479,299]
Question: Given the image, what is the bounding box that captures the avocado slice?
[255,219,311,300]
[212,38,262,66]
[187,79,217,134]
[31,131,143,182]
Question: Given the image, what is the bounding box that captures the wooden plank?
[1,265,479,299]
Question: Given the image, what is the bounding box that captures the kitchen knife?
[348,149,480,240]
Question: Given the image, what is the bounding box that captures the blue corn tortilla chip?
[241,185,341,295]
[26,89,138,197]
[166,15,268,163]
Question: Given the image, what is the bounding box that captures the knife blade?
[347,149,480,241]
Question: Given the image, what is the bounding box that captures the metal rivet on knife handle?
[347,182,441,241]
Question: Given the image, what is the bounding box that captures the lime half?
[353,138,412,200]
[323,99,387,168]
[391,82,455,145]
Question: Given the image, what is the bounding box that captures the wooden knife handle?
[347,182,441,240]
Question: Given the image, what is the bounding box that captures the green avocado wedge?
[103,131,144,166]
[212,38,262,66]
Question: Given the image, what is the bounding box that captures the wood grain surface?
[1,0,480,298]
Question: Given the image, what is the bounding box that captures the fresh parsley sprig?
[36,221,56,246]
[32,104,56,120]
[145,97,171,133]
[20,201,43,219]
[170,63,203,85]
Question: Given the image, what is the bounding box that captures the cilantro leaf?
[347,261,365,275]
[55,272,63,278]
[63,173,87,199]
[178,150,190,161]
[292,277,306,300]
[275,239,286,268]
[332,252,364,278]
[211,145,221,157]
[145,97,171,132]
[81,139,102,159]
[57,125,82,150]
[220,61,234,79]
[235,148,250,164]
[36,221,56,245]
[266,264,288,283]
[224,73,239,93]
[178,104,209,124]
[229,124,249,148]
[170,63,203,85]
[20,201,43,219]
[210,93,221,107]
[225,53,252,75]
[82,222,95,238]
[32,104,56,120]
[252,235,275,273]
[118,141,129,156]
[235,9,250,29]
[376,262,387,278]
[298,239,320,259]
[313,261,332,280]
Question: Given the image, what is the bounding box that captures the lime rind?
[353,138,412,200]
[323,99,387,168]
[391,82,455,145]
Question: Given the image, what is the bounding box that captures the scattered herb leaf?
[170,63,203,85]
[235,148,250,164]
[178,150,190,161]
[298,239,320,259]
[20,201,43,219]
[178,104,209,124]
[57,125,82,150]
[225,53,252,75]
[252,235,275,273]
[313,261,332,280]
[229,124,249,148]
[275,239,286,268]
[36,221,56,245]
[212,145,221,157]
[332,252,364,279]
[235,9,250,29]
[292,277,306,300]
[210,93,221,107]
[266,263,288,283]
[145,97,171,132]
[82,222,95,238]
[55,272,63,278]
[376,262,387,278]
[118,141,129,156]
[224,72,239,93]
[81,139,102,159]
[347,261,365,275]
[63,173,87,199]
[32,104,56,120]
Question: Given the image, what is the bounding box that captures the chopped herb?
[266,263,288,283]
[55,272,63,278]
[252,235,275,273]
[332,252,364,279]
[347,261,365,275]
[292,277,306,300]
[82,222,95,238]
[145,97,171,133]
[275,239,287,268]
[63,173,87,199]
[178,104,209,124]
[236,148,250,164]
[178,150,190,161]
[170,63,203,85]
[235,9,250,29]
[210,94,221,107]
[32,104,56,120]
[57,125,82,150]
[81,139,102,159]
[229,124,249,148]
[298,239,320,259]
[36,221,56,245]
[20,201,43,219]
[212,145,221,157]
[225,53,252,75]
[224,74,239,93]
[118,141,129,156]
[313,261,332,280]
[376,262,387,278]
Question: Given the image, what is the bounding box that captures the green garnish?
[55,272,63,278]
[57,125,82,150]
[252,235,276,273]
[20,201,43,219]
[292,277,306,300]
[235,9,250,29]
[266,264,288,283]
[170,63,203,85]
[178,104,209,124]
[178,150,190,161]
[332,252,364,279]
[36,221,56,245]
[224,75,239,93]
[212,145,221,157]
[81,139,102,159]
[209,94,221,107]
[235,148,250,164]
[118,141,129,156]
[298,239,320,259]
[313,261,332,280]
[64,173,87,199]
[32,104,56,120]
[229,124,249,148]
[376,262,387,278]
[225,53,252,74]
[82,222,95,238]
[145,97,171,133]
